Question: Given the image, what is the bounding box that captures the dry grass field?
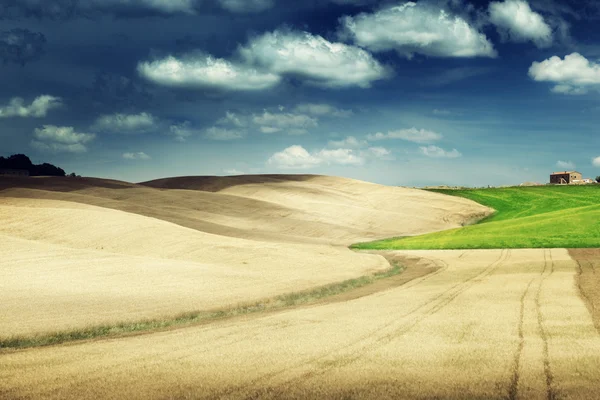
[2,175,600,399]
[0,175,488,338]
[3,249,600,399]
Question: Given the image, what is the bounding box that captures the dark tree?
[0,154,33,170]
[0,154,66,177]
[31,163,66,177]
[596,176,600,183]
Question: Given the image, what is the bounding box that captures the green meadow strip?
[353,185,600,250]
[0,263,404,350]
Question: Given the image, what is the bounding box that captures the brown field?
[2,175,600,399]
[0,175,488,337]
[3,249,600,399]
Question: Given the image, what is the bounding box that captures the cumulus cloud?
[293,103,353,118]
[224,168,245,175]
[252,110,318,135]
[217,111,248,128]
[489,0,553,48]
[593,157,600,168]
[138,54,281,91]
[123,152,151,160]
[0,29,46,66]
[339,2,496,59]
[315,148,364,166]
[93,112,156,134]
[420,145,462,158]
[556,160,575,170]
[326,137,392,160]
[367,128,442,143]
[169,121,198,142]
[267,140,395,169]
[268,145,323,169]
[204,127,245,140]
[367,146,393,159]
[239,29,392,88]
[30,141,88,154]
[269,145,368,169]
[0,95,62,118]
[31,125,96,153]
[529,53,600,95]
[551,85,588,95]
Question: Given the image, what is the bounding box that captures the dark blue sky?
[2,0,600,186]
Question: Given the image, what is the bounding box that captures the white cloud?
[252,111,318,135]
[31,141,88,154]
[138,54,281,91]
[489,0,553,48]
[239,29,392,88]
[0,95,62,118]
[367,146,392,159]
[204,127,245,140]
[529,53,600,95]
[316,148,364,166]
[268,142,396,169]
[268,145,367,169]
[218,0,273,13]
[551,85,588,95]
[339,2,496,58]
[593,156,600,168]
[31,125,95,153]
[556,160,575,170]
[268,145,323,169]
[293,103,353,118]
[223,168,245,175]
[420,145,462,158]
[123,152,151,160]
[93,112,156,134]
[169,121,198,142]
[328,136,367,148]
[218,111,247,128]
[367,128,442,143]
[34,125,95,144]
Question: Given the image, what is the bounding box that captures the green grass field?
[352,185,600,250]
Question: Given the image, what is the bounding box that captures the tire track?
[220,250,512,400]
[507,257,544,400]
[379,248,512,342]
[210,255,454,400]
[536,249,557,400]
[575,259,596,312]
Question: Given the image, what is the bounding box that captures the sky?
[2,0,600,187]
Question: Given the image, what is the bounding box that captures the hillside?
[353,185,600,250]
[0,174,489,336]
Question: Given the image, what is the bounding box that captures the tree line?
[0,154,71,177]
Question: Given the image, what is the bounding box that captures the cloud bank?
[489,0,553,48]
[339,2,496,58]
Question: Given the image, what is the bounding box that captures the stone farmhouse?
[549,171,594,185]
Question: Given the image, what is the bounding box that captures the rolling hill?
[353,185,600,250]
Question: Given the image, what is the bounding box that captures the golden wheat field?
[1,175,600,399]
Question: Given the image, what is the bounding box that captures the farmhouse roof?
[550,171,581,175]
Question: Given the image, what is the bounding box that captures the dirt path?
[2,249,599,400]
